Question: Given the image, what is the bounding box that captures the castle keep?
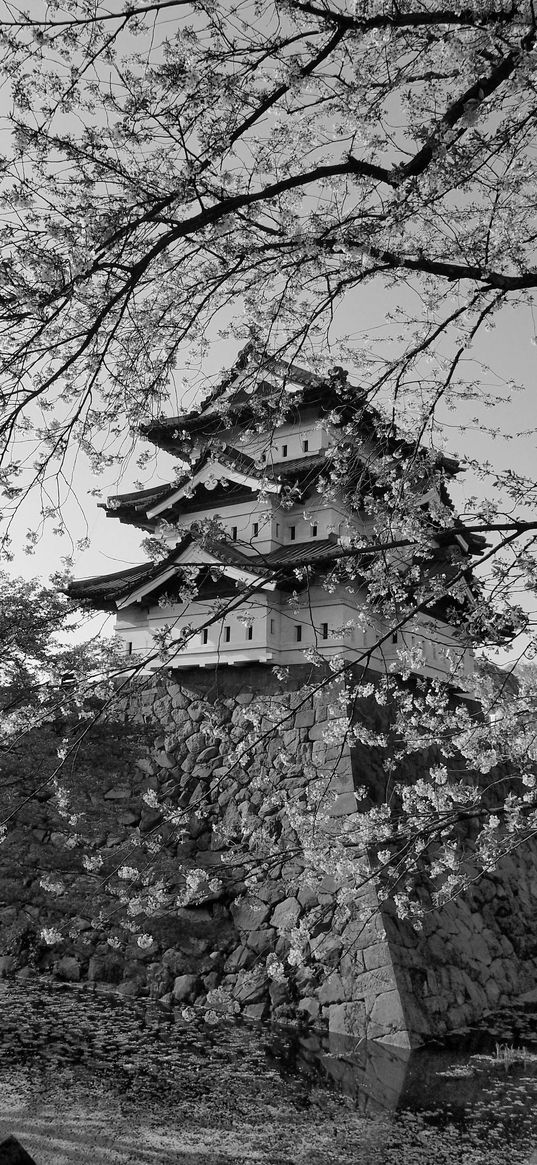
[69,346,480,683]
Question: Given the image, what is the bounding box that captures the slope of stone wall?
[112,668,411,1038]
[1,664,537,1046]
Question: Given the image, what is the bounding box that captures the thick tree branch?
[343,239,537,289]
[0,1,192,27]
[291,2,519,32]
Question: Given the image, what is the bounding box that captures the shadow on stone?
[0,1136,37,1164]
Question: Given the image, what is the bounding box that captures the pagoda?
[68,346,484,682]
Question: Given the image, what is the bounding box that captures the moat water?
[1,978,537,1163]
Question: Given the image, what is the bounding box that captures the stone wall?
[1,663,537,1045]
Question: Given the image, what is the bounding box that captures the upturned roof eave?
[101,448,330,529]
[66,534,348,609]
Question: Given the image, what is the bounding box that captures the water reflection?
[266,1028,410,1112]
[1,979,537,1164]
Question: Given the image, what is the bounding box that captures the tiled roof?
[67,534,348,607]
[141,346,328,442]
[201,539,272,577]
[67,561,158,602]
[104,446,329,528]
[266,452,326,482]
[104,446,262,522]
[105,482,174,506]
[103,481,176,520]
[264,538,340,567]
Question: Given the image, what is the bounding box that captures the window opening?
[231,526,238,541]
[127,641,133,656]
[282,444,288,457]
[311,524,318,537]
[392,632,398,644]
[275,522,280,537]
[270,619,275,634]
[224,626,231,643]
[303,439,309,452]
[295,625,302,643]
[321,623,328,640]
[252,522,259,537]
[247,626,253,641]
[289,525,296,541]
[202,629,209,645]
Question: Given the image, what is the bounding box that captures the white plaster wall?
[214,420,330,466]
[115,588,473,683]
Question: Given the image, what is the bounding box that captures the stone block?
[326,792,356,820]
[189,702,207,722]
[172,974,198,1003]
[310,934,342,964]
[317,973,346,1005]
[243,1001,269,1021]
[327,1001,366,1037]
[297,996,320,1021]
[269,979,291,1006]
[485,978,502,1005]
[367,989,408,1038]
[255,883,285,905]
[54,956,81,982]
[461,931,493,967]
[246,929,276,956]
[88,954,124,984]
[280,860,305,880]
[0,956,15,978]
[424,932,447,962]
[231,896,271,931]
[297,885,319,910]
[308,722,334,741]
[489,957,510,988]
[153,694,171,717]
[139,808,163,833]
[118,810,141,826]
[196,746,219,764]
[233,964,269,1004]
[122,960,147,985]
[185,732,208,757]
[170,689,191,710]
[154,750,177,770]
[294,709,316,729]
[353,965,397,1000]
[117,980,141,998]
[135,757,157,776]
[271,897,301,932]
[364,943,392,971]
